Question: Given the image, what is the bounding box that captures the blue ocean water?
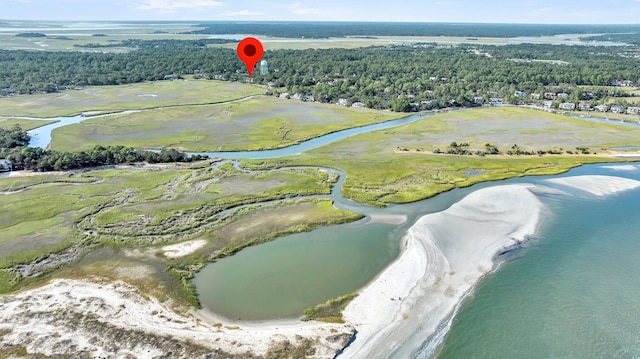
[433,164,640,359]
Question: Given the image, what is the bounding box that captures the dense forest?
[186,22,640,39]
[0,126,207,172]
[1,40,639,110]
[579,33,640,45]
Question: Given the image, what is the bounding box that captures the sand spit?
[161,239,207,258]
[339,184,544,358]
[367,214,408,225]
[0,277,353,358]
[545,175,640,196]
[602,164,639,171]
[339,175,640,359]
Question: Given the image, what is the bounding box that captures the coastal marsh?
[49,97,403,152]
[0,164,360,304]
[255,107,639,205]
[0,80,264,117]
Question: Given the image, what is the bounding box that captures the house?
[291,93,303,100]
[0,159,12,172]
[514,91,526,97]
[559,102,576,110]
[623,80,634,87]
[489,98,503,106]
[579,102,593,111]
[337,98,349,106]
[626,107,640,115]
[429,76,438,82]
[304,95,315,102]
[544,92,558,100]
[163,74,178,80]
[542,101,554,109]
[531,93,541,100]
[611,105,624,113]
[278,92,290,99]
[473,96,484,105]
[595,105,609,112]
[557,92,569,99]
[351,102,365,108]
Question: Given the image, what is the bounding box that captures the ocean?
[432,164,640,359]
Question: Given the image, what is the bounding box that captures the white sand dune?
[0,277,351,358]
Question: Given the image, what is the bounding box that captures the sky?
[0,0,639,24]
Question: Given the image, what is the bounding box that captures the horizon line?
[1,19,640,26]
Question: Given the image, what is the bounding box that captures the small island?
[15,32,46,38]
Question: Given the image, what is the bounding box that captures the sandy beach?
[1,175,639,358]
[339,184,544,358]
[338,175,640,358]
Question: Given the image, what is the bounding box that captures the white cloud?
[138,0,223,11]
[223,10,264,16]
[290,2,320,15]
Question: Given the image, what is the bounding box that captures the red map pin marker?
[236,37,264,77]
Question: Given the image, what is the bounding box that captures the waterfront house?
[559,102,576,110]
[557,93,569,99]
[579,102,593,111]
[595,105,609,112]
[626,107,640,115]
[0,159,12,172]
[611,105,624,113]
[544,92,558,100]
[351,102,365,108]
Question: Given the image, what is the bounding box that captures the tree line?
[186,22,640,39]
[0,126,207,172]
[1,41,639,111]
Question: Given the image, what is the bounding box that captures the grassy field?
[251,106,640,206]
[49,96,403,152]
[0,80,265,117]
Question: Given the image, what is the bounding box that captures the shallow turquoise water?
[433,166,640,359]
